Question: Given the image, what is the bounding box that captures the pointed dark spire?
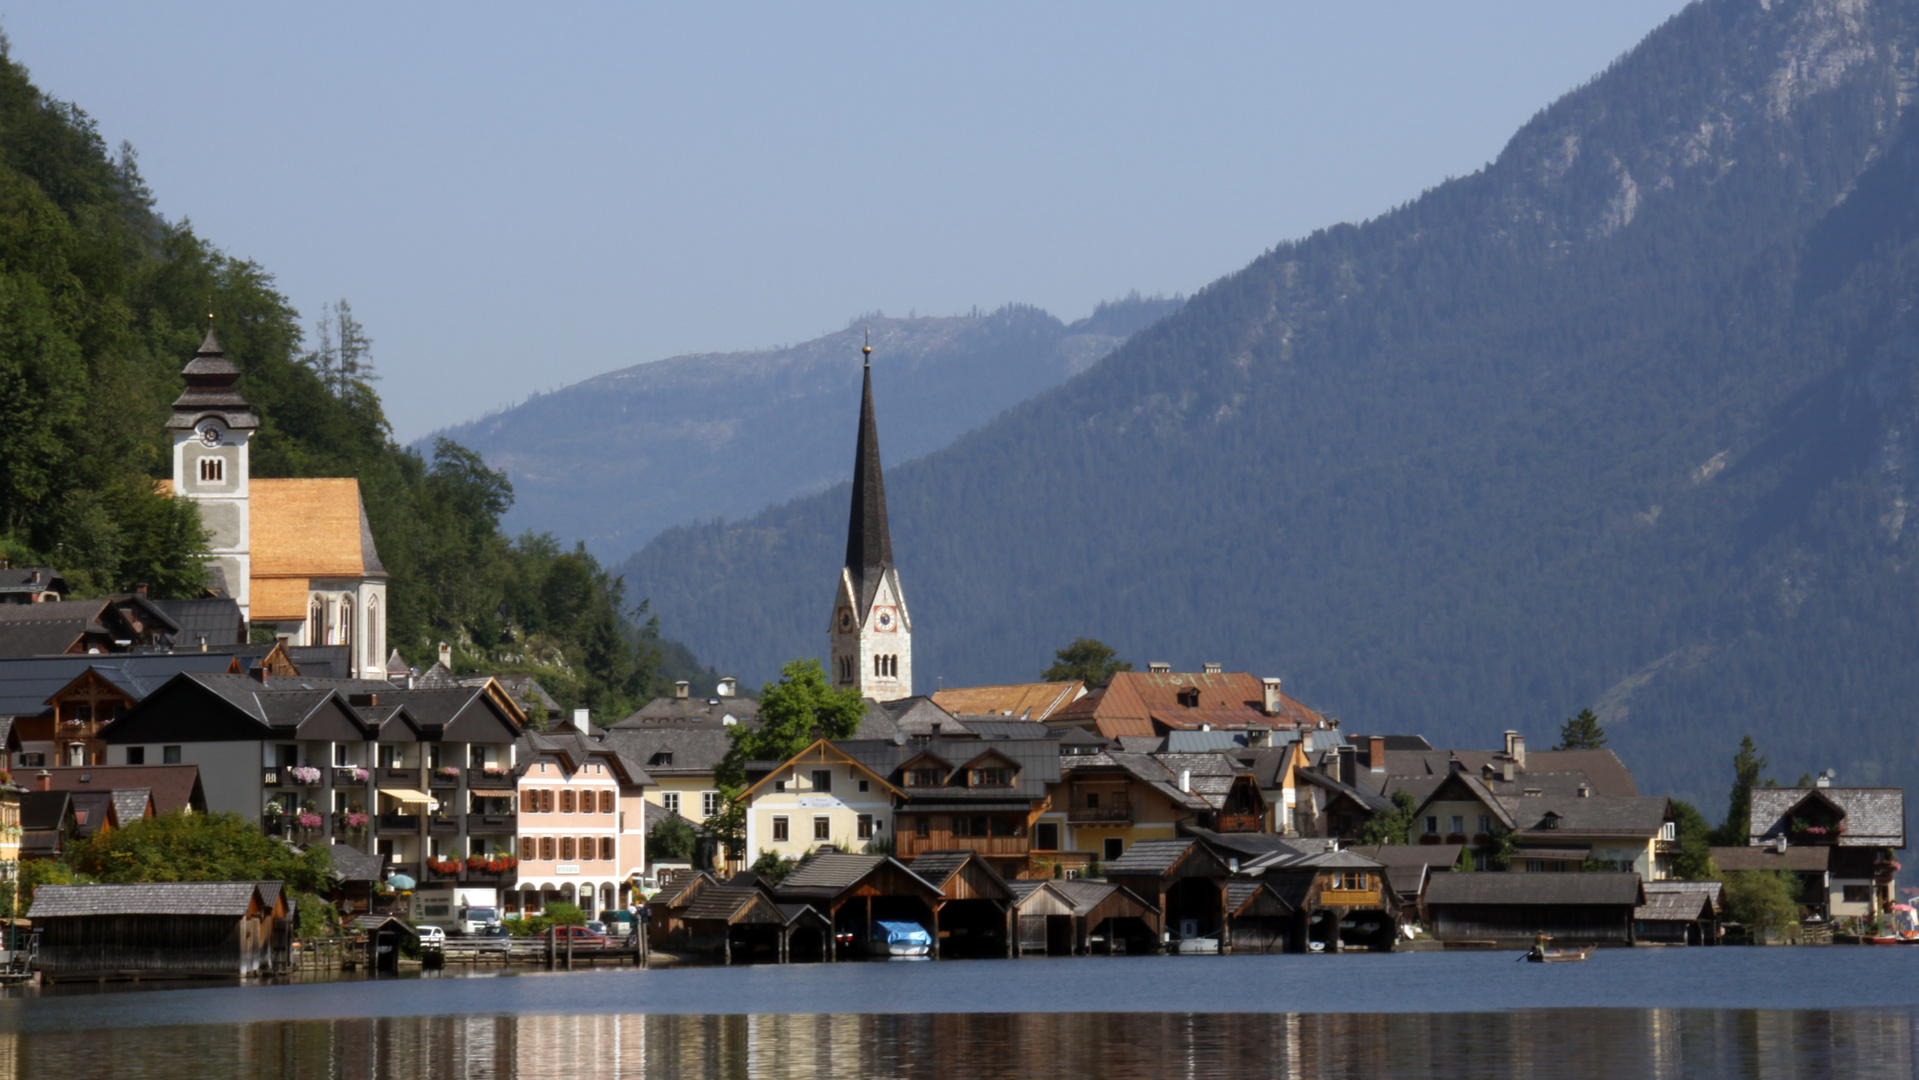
[844,328,894,579]
[168,316,259,432]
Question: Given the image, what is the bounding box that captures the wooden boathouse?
[1423,871,1644,947]
[30,881,287,982]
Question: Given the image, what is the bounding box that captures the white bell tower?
[829,331,912,701]
[168,323,258,623]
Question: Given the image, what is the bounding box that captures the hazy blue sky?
[8,3,1688,441]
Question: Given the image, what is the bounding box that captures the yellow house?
[737,741,901,862]
[600,727,734,828]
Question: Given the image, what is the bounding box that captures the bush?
[649,814,698,861]
[1724,870,1801,933]
[750,850,796,885]
[544,902,587,927]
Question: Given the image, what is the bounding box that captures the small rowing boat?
[1522,934,1594,963]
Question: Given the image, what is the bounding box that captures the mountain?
[624,0,1919,815]
[426,295,1182,558]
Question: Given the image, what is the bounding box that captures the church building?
[166,328,390,679]
[828,335,912,702]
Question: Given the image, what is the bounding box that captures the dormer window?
[969,767,1013,787]
[1177,688,1201,708]
[649,752,673,768]
[906,768,944,787]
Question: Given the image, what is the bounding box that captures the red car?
[536,926,613,950]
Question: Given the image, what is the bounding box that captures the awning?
[379,788,433,805]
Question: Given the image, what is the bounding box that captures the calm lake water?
[2,950,1916,1078]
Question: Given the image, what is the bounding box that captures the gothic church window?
[309,599,324,644]
[339,595,353,653]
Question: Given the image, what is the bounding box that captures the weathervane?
[863,325,872,369]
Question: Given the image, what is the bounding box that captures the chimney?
[35,771,50,792]
[1502,761,1515,783]
[930,722,942,738]
[348,693,379,708]
[1510,734,1526,769]
[1816,769,1834,788]
[1261,678,1282,717]
[437,642,451,669]
[1247,726,1271,749]
[717,676,737,698]
[1338,745,1356,785]
[135,584,148,596]
[674,681,690,700]
[250,666,269,685]
[1503,730,1518,758]
[198,636,208,653]
[1368,735,1386,773]
[1148,662,1171,674]
[1179,770,1192,792]
[1773,834,1788,853]
[1202,662,1222,675]
[570,708,591,733]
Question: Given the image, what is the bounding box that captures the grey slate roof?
[1049,879,1158,916]
[285,646,355,678]
[1298,767,1397,814]
[149,598,244,647]
[1226,879,1295,915]
[0,567,67,599]
[1423,872,1644,907]
[1104,838,1200,876]
[681,886,763,922]
[327,842,387,883]
[832,737,1062,801]
[1709,845,1830,872]
[775,853,938,900]
[614,692,762,727]
[958,720,1061,741]
[907,850,992,892]
[1373,747,1640,799]
[1503,795,1671,838]
[30,881,265,918]
[518,730,653,786]
[600,726,734,777]
[1636,881,1723,922]
[0,653,238,719]
[1748,787,1905,847]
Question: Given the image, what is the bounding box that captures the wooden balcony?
[467,768,516,790]
[1216,812,1263,834]
[332,767,370,787]
[1319,888,1380,907]
[428,769,462,788]
[896,833,1030,860]
[466,813,518,835]
[380,767,421,786]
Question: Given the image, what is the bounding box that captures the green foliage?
[60,810,332,895]
[1711,736,1769,847]
[1668,799,1719,881]
[1723,869,1801,931]
[502,915,550,938]
[749,850,796,885]
[543,902,587,928]
[1359,790,1418,846]
[1085,857,1102,879]
[1041,638,1134,688]
[714,659,867,790]
[293,891,336,939]
[1554,709,1608,751]
[1483,828,1516,872]
[861,832,893,857]
[648,813,698,861]
[1451,844,1475,873]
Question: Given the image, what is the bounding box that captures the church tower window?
[199,458,223,483]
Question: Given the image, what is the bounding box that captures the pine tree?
[1042,638,1133,687]
[1554,709,1608,750]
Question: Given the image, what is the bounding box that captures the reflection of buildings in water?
[6,1008,1919,1078]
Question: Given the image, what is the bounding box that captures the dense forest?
[629,0,1919,811]
[0,45,697,718]
[431,294,1182,559]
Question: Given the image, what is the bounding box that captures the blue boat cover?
[873,920,932,945]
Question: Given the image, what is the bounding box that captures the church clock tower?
[829,331,912,701]
[168,324,258,622]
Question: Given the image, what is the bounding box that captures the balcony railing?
[897,833,1028,859]
[1216,812,1263,834]
[428,769,462,788]
[377,812,420,832]
[380,767,420,786]
[263,766,322,787]
[467,813,518,835]
[333,767,370,787]
[468,768,516,789]
[428,816,460,835]
[1067,806,1133,823]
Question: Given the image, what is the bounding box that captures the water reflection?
[8,1009,1917,1079]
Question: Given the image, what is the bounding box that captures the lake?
[2,950,1915,1077]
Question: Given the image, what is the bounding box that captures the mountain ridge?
[623,0,1919,815]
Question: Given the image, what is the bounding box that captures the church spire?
[843,326,893,578]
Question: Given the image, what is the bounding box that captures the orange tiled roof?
[1047,671,1325,739]
[252,479,384,580]
[931,681,1085,721]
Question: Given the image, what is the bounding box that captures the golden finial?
[862,325,872,367]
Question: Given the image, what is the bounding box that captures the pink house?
[507,726,652,920]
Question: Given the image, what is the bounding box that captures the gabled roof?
[600,727,734,777]
[104,672,372,744]
[1298,767,1397,814]
[30,881,266,918]
[35,765,207,815]
[0,653,242,719]
[906,850,1015,901]
[1423,872,1644,907]
[0,596,180,656]
[825,737,1060,802]
[327,842,386,883]
[1748,787,1905,848]
[1104,838,1209,877]
[681,886,783,924]
[739,739,908,801]
[1227,878,1296,916]
[250,478,388,584]
[614,691,762,727]
[148,598,245,648]
[1375,747,1639,799]
[1503,795,1670,838]
[517,731,652,787]
[1046,671,1325,738]
[930,681,1085,721]
[1048,878,1159,917]
[774,853,940,903]
[1636,880,1723,922]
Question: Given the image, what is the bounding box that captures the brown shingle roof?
[36,765,205,816]
[249,479,387,620]
[931,681,1084,721]
[1047,671,1323,738]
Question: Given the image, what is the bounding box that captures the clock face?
[199,425,223,447]
[876,608,895,632]
[837,610,854,633]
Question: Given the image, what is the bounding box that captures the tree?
[648,814,698,861]
[1711,735,1769,847]
[1554,708,1607,750]
[1667,799,1718,881]
[706,659,867,855]
[63,811,333,895]
[1723,869,1800,934]
[749,850,796,885]
[543,902,587,928]
[1359,790,1418,846]
[1042,638,1133,687]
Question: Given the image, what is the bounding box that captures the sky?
[7,3,1690,442]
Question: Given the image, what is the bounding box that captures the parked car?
[417,925,446,949]
[536,925,613,950]
[584,920,608,936]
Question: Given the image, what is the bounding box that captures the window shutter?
[560,836,575,861]
[560,790,574,814]
[541,836,555,860]
[520,836,534,860]
[601,790,615,814]
[601,836,615,860]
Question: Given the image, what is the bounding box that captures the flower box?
[295,812,324,830]
[289,766,322,785]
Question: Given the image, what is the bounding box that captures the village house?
[0,566,67,605]
[510,720,651,921]
[736,740,906,869]
[600,725,736,833]
[1423,872,1645,947]
[929,680,1086,721]
[0,594,181,658]
[1045,667,1324,741]
[1036,731,1269,873]
[1727,776,1905,921]
[0,652,248,768]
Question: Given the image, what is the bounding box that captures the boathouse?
[1423,871,1643,947]
[1103,838,1233,951]
[773,853,942,956]
[906,850,1016,958]
[30,881,286,982]
[1634,880,1721,945]
[677,886,832,964]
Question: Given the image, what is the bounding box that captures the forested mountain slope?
[627,0,1919,809]
[429,296,1180,558]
